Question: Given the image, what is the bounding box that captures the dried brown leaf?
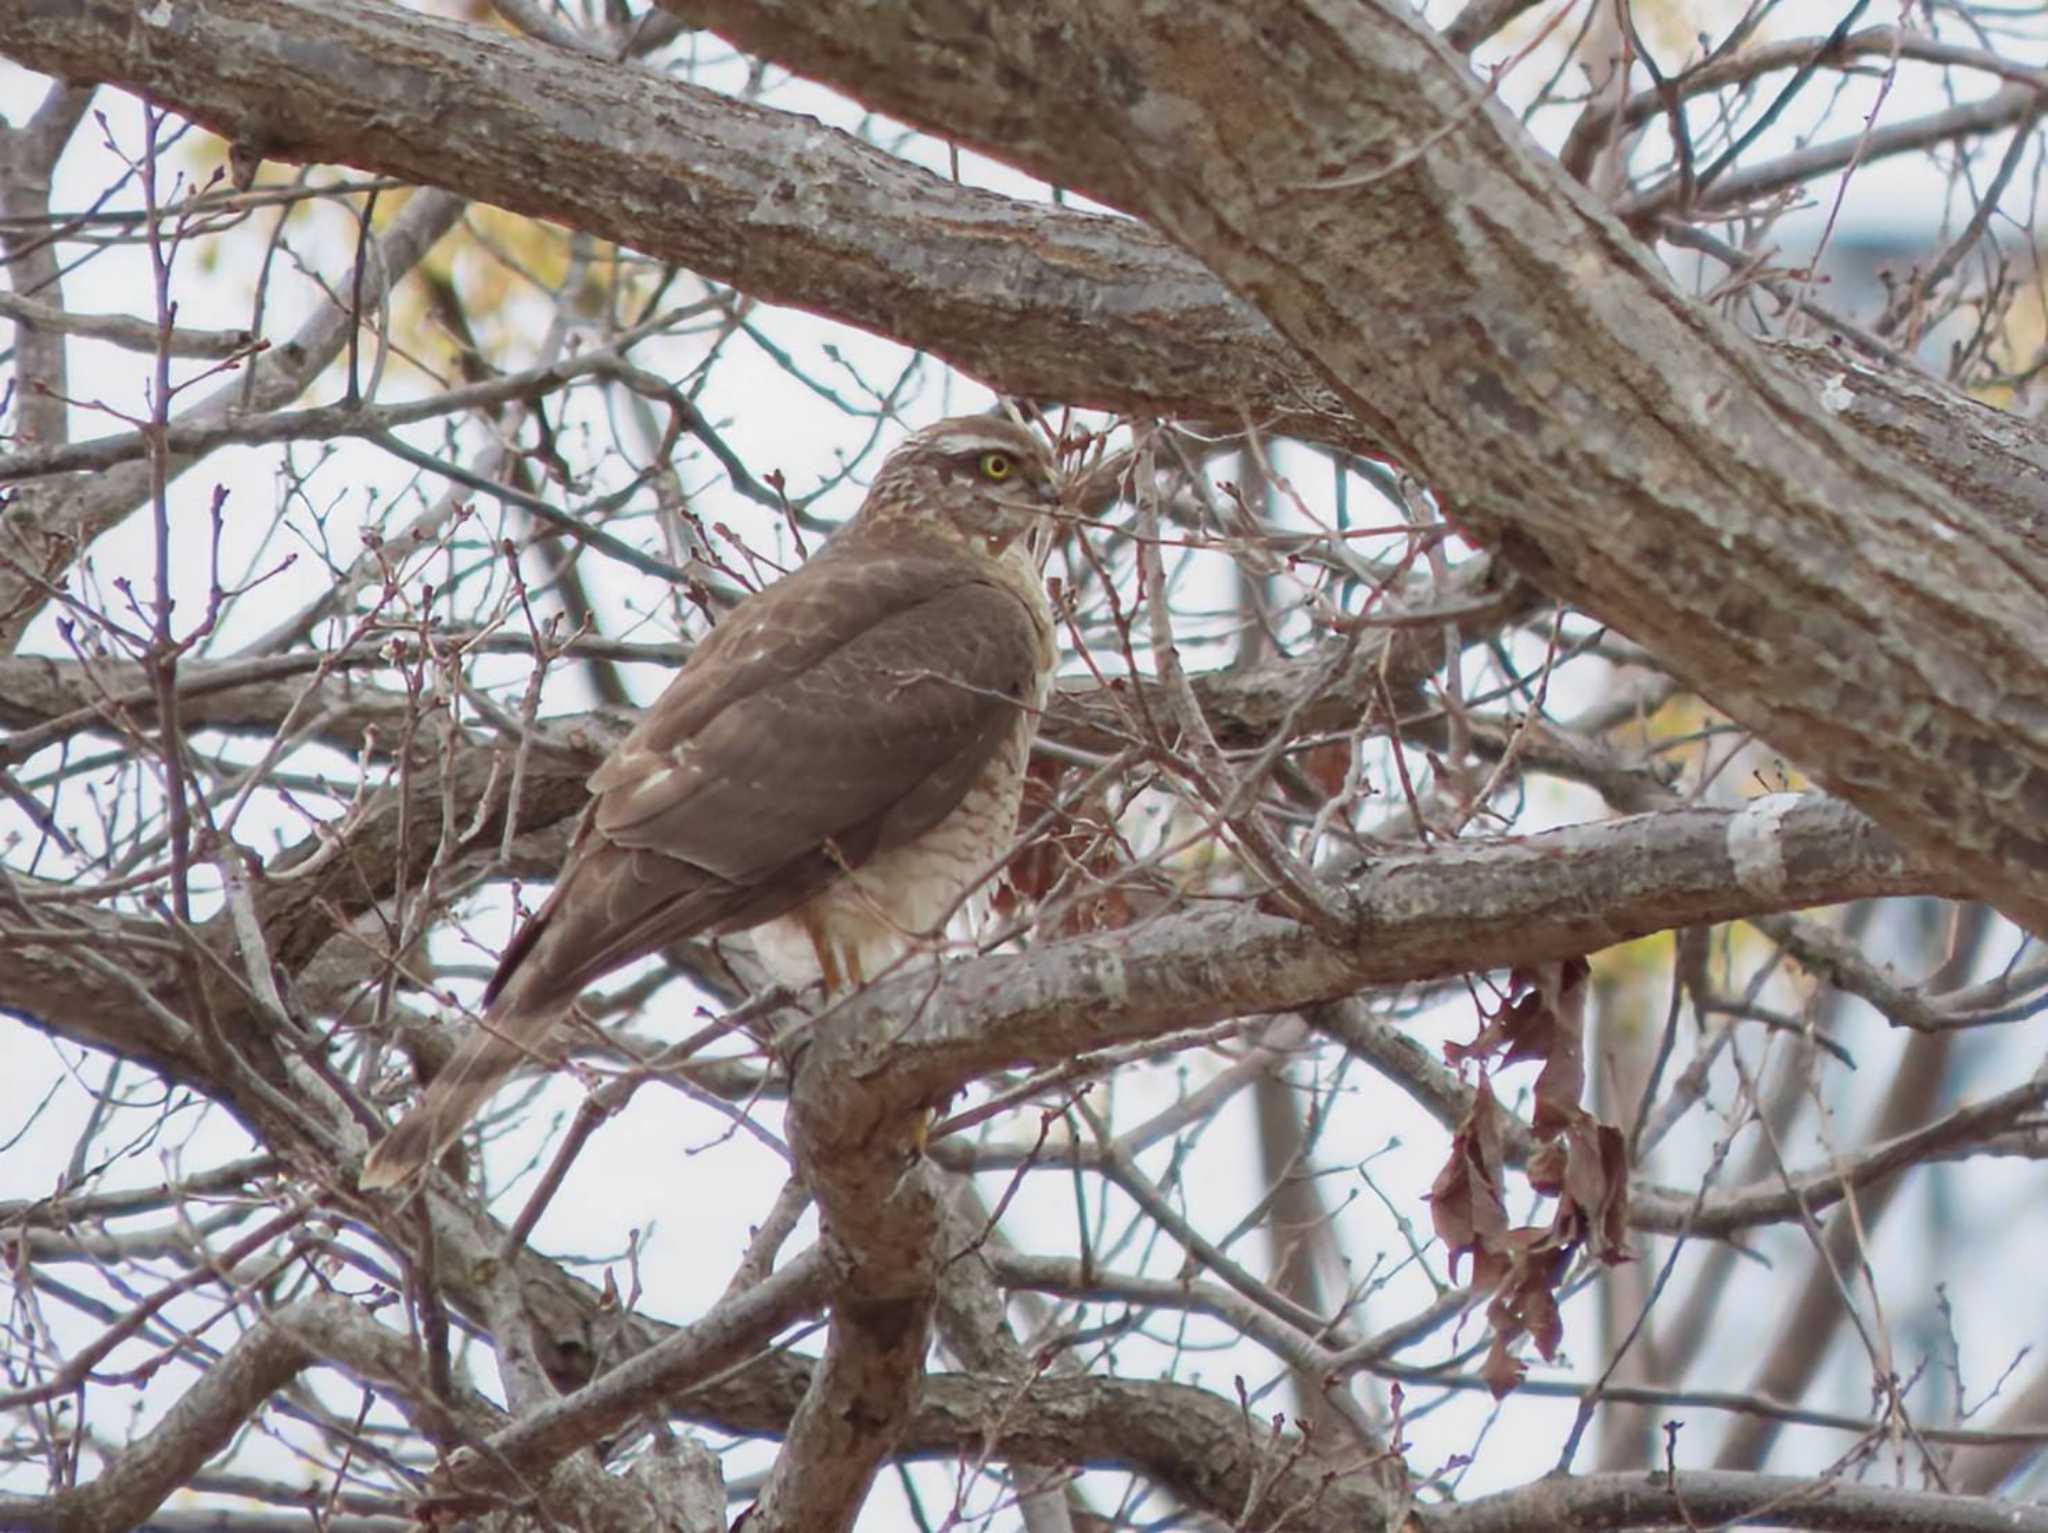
[1428,1078,1510,1280]
[1434,959,1626,1397]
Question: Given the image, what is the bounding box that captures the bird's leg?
[800,907,846,995]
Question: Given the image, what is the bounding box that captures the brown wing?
[361,555,1046,1192]
[484,559,1047,1015]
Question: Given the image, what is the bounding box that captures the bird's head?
[855,414,1063,562]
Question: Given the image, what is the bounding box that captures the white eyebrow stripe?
[918,426,1046,461]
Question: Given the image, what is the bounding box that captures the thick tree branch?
[7,2,2039,562]
[817,793,1950,1114]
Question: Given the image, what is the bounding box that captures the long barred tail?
[357,1000,556,1190]
[359,867,582,1191]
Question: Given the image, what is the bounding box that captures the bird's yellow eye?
[979,451,1015,481]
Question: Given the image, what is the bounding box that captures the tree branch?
[1417,1468,2048,1533]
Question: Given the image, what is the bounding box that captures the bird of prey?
[359,415,1062,1190]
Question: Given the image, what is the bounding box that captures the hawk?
[360,416,1062,1189]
